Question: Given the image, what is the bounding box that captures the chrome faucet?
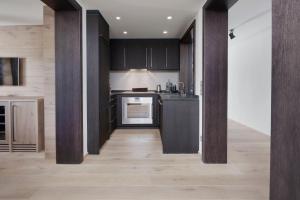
[178,82,185,96]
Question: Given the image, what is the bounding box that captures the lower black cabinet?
[87,10,110,154]
[109,95,117,135]
[159,97,199,153]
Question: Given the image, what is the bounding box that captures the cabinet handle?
[158,100,163,106]
[123,48,126,69]
[166,48,168,69]
[12,105,17,142]
[151,48,153,69]
[146,48,148,68]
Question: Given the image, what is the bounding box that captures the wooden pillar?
[202,0,238,164]
[41,0,83,164]
[270,0,300,199]
[202,8,228,163]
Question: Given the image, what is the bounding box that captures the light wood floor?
[0,121,270,200]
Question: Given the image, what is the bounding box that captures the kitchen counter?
[111,90,157,95]
[109,90,199,153]
[111,90,199,101]
[159,93,199,101]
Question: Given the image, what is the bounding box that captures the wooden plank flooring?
[0,121,270,199]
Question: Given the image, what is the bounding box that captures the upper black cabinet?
[126,40,147,69]
[110,39,127,70]
[147,40,166,70]
[165,39,180,70]
[110,39,180,71]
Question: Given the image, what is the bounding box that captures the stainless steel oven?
[122,97,153,124]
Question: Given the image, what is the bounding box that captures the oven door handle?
[158,100,163,106]
[127,103,143,106]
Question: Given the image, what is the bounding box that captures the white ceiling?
[0,0,43,26]
[82,0,203,38]
[0,0,203,38]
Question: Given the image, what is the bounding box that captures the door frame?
[202,0,300,199]
[41,0,83,164]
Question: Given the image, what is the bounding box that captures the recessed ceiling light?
[116,16,121,20]
[163,31,168,34]
[167,16,173,20]
[123,31,128,35]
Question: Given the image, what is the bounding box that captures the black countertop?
[159,93,199,101]
[111,90,199,101]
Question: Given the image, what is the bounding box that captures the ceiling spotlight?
[123,31,128,35]
[163,30,168,34]
[229,29,236,39]
[116,16,121,20]
[167,16,173,20]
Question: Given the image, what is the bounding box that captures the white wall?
[228,0,272,135]
[110,71,179,90]
[193,0,272,153]
[77,0,88,155]
[194,1,205,153]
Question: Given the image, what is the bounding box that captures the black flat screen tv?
[0,58,22,86]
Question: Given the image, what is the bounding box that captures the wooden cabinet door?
[110,39,126,70]
[148,40,166,70]
[165,39,180,70]
[126,39,147,69]
[99,38,110,145]
[11,101,36,145]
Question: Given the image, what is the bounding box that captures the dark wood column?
[202,0,238,164]
[86,10,110,154]
[270,0,300,199]
[41,0,83,164]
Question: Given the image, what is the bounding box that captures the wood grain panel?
[0,6,55,158]
[55,10,83,164]
[160,99,199,154]
[43,6,56,159]
[0,26,44,96]
[86,10,110,154]
[270,0,300,199]
[86,11,100,154]
[180,21,195,95]
[11,101,36,145]
[202,9,228,163]
[0,121,271,199]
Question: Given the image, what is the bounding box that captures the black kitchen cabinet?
[147,40,166,70]
[126,40,148,69]
[109,94,117,135]
[159,95,199,153]
[165,39,180,70]
[110,39,127,70]
[99,37,110,146]
[87,10,110,154]
[110,39,180,71]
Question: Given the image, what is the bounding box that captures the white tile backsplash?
[110,71,179,90]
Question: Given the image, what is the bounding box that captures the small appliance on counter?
[165,80,178,93]
[156,84,161,93]
[166,80,172,93]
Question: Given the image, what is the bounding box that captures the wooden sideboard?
[0,97,44,152]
